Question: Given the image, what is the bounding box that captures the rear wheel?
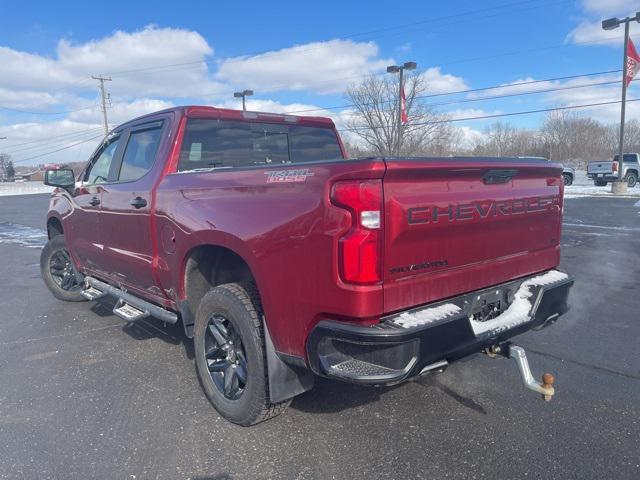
[194,283,290,426]
[562,173,573,186]
[40,235,85,302]
[626,172,638,188]
[594,179,607,187]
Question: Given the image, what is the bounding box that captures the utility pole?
[601,12,640,194]
[92,75,112,135]
[386,61,417,156]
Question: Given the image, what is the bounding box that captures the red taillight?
[612,162,618,172]
[331,180,383,285]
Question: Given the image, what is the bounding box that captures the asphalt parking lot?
[0,193,638,480]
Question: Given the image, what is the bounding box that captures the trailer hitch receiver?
[487,343,555,401]
[507,344,555,401]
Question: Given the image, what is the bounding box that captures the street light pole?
[234,90,254,111]
[602,12,640,194]
[618,20,630,186]
[387,61,417,156]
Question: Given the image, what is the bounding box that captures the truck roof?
[115,105,336,131]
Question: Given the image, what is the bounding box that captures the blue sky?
[1,0,639,165]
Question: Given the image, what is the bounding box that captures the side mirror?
[44,169,75,189]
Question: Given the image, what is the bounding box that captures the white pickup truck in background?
[587,153,639,187]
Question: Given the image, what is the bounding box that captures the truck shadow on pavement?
[89,297,195,359]
[90,298,486,416]
[292,371,487,415]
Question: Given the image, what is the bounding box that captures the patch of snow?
[469,270,568,336]
[393,303,461,328]
[0,222,48,248]
[0,181,54,197]
[564,170,640,198]
[563,222,640,233]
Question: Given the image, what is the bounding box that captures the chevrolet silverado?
[41,106,573,425]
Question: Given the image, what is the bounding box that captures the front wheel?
[194,283,290,426]
[626,172,638,188]
[40,235,86,302]
[562,173,573,186]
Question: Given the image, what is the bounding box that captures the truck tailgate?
[382,158,563,313]
[587,162,613,174]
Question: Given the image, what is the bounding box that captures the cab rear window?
[178,119,343,172]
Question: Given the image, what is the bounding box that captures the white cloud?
[0,88,64,110]
[216,39,393,94]
[421,67,468,93]
[68,98,175,125]
[455,126,487,148]
[568,1,640,46]
[0,120,105,166]
[568,20,640,46]
[0,26,221,101]
[447,108,502,120]
[479,72,640,124]
[581,0,638,16]
[214,98,329,116]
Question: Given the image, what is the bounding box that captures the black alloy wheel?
[49,249,82,292]
[204,314,248,400]
[40,235,86,302]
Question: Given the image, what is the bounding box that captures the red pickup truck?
[41,106,573,425]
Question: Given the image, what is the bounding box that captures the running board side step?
[83,277,178,324]
[80,286,106,301]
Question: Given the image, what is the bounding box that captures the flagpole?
[386,61,416,157]
[397,67,404,157]
[603,12,639,194]
[617,20,630,185]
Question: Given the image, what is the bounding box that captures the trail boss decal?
[265,169,315,183]
[407,195,559,225]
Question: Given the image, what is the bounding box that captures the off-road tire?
[194,282,290,426]
[626,172,638,188]
[40,235,86,302]
[562,173,573,186]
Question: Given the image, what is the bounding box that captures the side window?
[178,119,252,171]
[85,137,120,184]
[177,119,343,172]
[118,124,163,182]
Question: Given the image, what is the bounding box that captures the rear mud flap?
[264,319,314,403]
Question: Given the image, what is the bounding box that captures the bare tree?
[0,153,13,181]
[344,74,452,156]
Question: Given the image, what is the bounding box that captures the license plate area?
[469,288,514,323]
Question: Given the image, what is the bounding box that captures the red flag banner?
[626,37,640,86]
[400,83,408,124]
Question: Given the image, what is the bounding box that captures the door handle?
[130,197,147,209]
[89,196,100,206]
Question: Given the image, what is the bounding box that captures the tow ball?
[487,343,555,401]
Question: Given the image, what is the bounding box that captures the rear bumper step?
[307,270,573,385]
[83,277,178,324]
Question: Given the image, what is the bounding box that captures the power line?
[0,104,96,115]
[98,0,568,79]
[0,127,104,150]
[422,79,621,109]
[286,69,622,114]
[338,98,640,133]
[2,129,105,155]
[13,97,639,164]
[13,134,104,164]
